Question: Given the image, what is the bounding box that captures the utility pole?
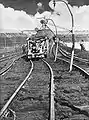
[54,0,75,71]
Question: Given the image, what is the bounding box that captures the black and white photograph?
[0,0,89,120]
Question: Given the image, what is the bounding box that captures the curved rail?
[0,54,26,75]
[52,45,89,77]
[59,46,89,63]
[52,47,89,117]
[56,57,89,116]
[42,59,55,120]
[43,57,89,119]
[0,51,22,62]
[58,57,89,77]
[0,60,33,119]
[59,49,89,76]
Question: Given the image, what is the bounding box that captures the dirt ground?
[0,57,89,120]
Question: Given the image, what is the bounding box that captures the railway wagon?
[26,34,48,59]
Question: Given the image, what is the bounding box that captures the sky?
[0,0,89,32]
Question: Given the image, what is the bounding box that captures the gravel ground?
[11,59,50,120]
[0,57,31,109]
[46,58,89,120]
[0,59,51,120]
[60,44,89,60]
[0,61,8,71]
[0,47,22,58]
[1,56,89,120]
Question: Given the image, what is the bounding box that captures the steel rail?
[57,48,89,76]
[58,48,89,64]
[55,57,89,116]
[43,57,89,120]
[0,48,21,59]
[52,45,89,76]
[0,59,15,76]
[58,52,89,76]
[0,54,26,75]
[57,57,89,76]
[50,46,89,117]
[42,59,55,120]
[59,46,89,63]
[0,51,22,62]
[0,60,33,118]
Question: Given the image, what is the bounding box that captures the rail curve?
[0,54,26,75]
[51,45,89,118]
[0,51,23,63]
[53,44,89,77]
[42,59,55,120]
[0,60,33,119]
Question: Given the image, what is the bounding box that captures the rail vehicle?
[23,30,49,59]
[22,19,58,59]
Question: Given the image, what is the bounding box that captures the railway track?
[57,47,89,77]
[1,45,89,120]
[0,51,23,63]
[13,59,54,120]
[47,45,89,119]
[42,59,54,120]
[0,58,33,119]
[0,54,26,76]
[59,47,89,63]
[0,47,22,58]
[0,58,54,120]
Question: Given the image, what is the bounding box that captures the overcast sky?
[0,0,89,31]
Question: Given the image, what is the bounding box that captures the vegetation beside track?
[0,58,31,110]
[46,58,89,120]
[1,56,89,119]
